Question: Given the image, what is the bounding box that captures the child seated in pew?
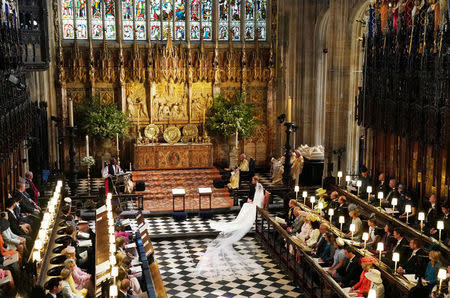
[60,267,86,298]
[62,247,93,297]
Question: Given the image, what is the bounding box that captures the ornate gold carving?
[144,124,159,139]
[182,124,198,137]
[151,81,187,123]
[126,82,148,121]
[190,81,212,123]
[163,126,181,143]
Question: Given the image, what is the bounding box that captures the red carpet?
[132,168,234,212]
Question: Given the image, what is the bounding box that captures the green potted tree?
[76,96,130,171]
[206,92,259,167]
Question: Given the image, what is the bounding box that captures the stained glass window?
[256,0,266,40]
[62,0,74,39]
[105,0,116,39]
[91,0,102,39]
[62,0,268,42]
[122,0,133,40]
[75,0,87,39]
[202,0,212,40]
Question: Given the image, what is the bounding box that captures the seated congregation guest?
[117,255,142,296]
[317,232,335,266]
[380,223,396,254]
[398,191,416,222]
[346,205,363,242]
[13,182,41,216]
[389,228,411,267]
[295,212,314,241]
[326,191,339,211]
[118,278,131,298]
[366,214,381,250]
[396,184,407,214]
[5,198,31,242]
[424,249,444,294]
[0,265,16,297]
[397,239,427,276]
[358,166,371,200]
[64,259,92,297]
[115,225,131,243]
[286,208,303,235]
[370,173,387,204]
[366,269,384,298]
[349,256,377,297]
[116,236,136,258]
[45,277,62,298]
[333,196,348,227]
[328,237,346,278]
[61,205,74,223]
[423,194,441,235]
[286,200,297,227]
[384,179,399,207]
[429,201,450,242]
[304,221,321,247]
[314,188,328,215]
[25,171,40,205]
[311,223,329,257]
[12,196,33,234]
[0,213,25,256]
[335,246,362,287]
[60,268,86,298]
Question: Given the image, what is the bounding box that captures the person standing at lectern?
[102,158,123,194]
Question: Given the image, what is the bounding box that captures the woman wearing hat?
[350,256,377,296]
[365,269,384,297]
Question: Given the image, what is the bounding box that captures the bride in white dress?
[194,182,266,280]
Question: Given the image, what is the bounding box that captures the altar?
[133,143,213,170]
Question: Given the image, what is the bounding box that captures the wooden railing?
[255,208,348,298]
[330,185,450,258]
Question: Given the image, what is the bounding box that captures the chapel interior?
[0,0,449,297]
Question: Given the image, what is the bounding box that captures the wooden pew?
[330,185,450,258]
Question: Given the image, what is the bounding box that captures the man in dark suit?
[423,194,441,235]
[333,196,349,228]
[390,228,411,267]
[358,166,371,200]
[45,277,62,298]
[5,198,31,246]
[370,173,388,205]
[429,201,450,242]
[336,246,361,287]
[397,239,427,277]
[118,278,130,298]
[384,179,400,206]
[13,182,40,217]
[311,223,329,257]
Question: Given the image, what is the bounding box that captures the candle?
[362,232,369,250]
[129,162,132,171]
[438,268,447,294]
[68,98,74,127]
[391,197,398,213]
[116,133,119,152]
[287,97,292,122]
[377,242,384,263]
[418,212,425,233]
[368,289,376,298]
[350,223,356,242]
[393,252,400,274]
[86,135,89,157]
[437,220,444,242]
[294,185,299,199]
[235,130,238,149]
[339,216,345,231]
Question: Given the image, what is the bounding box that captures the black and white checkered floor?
[153,236,303,298]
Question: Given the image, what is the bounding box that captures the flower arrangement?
[206,92,260,139]
[81,156,95,167]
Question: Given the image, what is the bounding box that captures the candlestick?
[116,133,119,152]
[328,208,334,224]
[356,180,362,196]
[339,216,345,231]
[377,242,384,263]
[85,135,89,157]
[378,192,384,209]
[405,204,411,224]
[362,232,369,251]
[68,98,74,127]
[418,212,425,233]
[437,220,444,243]
[294,185,299,200]
[287,97,292,122]
[438,268,447,294]
[367,186,372,196]
[350,224,355,243]
[337,171,343,186]
[310,196,315,210]
[393,252,399,274]
[129,162,132,172]
[391,197,398,214]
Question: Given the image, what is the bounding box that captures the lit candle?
[116,133,119,152]
[33,251,41,262]
[356,180,362,196]
[368,289,376,298]
[318,202,324,214]
[391,198,398,214]
[110,285,118,297]
[366,186,372,195]
[109,255,116,266]
[362,232,369,250]
[339,216,345,231]
[337,171,343,186]
[377,242,384,263]
[405,204,411,224]
[437,220,444,243]
[418,212,425,233]
[85,135,89,157]
[350,223,356,242]
[328,208,334,224]
[310,196,316,209]
[438,268,447,294]
[378,192,384,209]
[294,185,299,199]
[393,252,400,274]
[287,96,292,122]
[303,191,308,204]
[68,98,74,127]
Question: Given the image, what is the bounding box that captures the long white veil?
[194,183,265,280]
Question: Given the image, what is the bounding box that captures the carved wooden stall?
[52,0,278,172]
[357,1,450,204]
